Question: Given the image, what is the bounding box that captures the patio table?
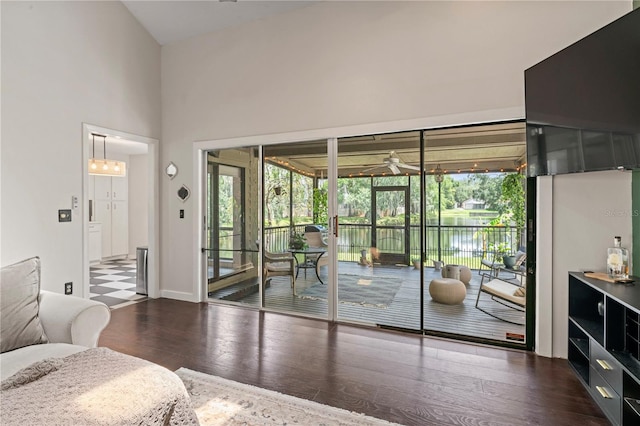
[289,247,326,284]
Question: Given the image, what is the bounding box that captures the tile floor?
[89,258,147,309]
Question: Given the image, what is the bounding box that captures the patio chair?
[478,248,505,277]
[304,231,329,272]
[475,273,525,325]
[264,251,296,294]
[479,248,526,279]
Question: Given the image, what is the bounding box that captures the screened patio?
[207,122,528,345]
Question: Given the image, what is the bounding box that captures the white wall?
[160,1,630,299]
[1,2,160,293]
[539,171,633,358]
[128,154,149,257]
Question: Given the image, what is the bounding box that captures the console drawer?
[590,366,621,425]
[591,341,622,391]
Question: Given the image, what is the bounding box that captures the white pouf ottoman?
[429,278,466,305]
[441,264,472,285]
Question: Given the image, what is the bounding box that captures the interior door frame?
[81,123,160,299]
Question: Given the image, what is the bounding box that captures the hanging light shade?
[88,133,126,177]
[434,164,444,183]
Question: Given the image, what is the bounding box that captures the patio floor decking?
[232,262,525,344]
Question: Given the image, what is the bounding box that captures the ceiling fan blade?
[389,164,401,175]
[398,163,421,171]
[362,165,384,173]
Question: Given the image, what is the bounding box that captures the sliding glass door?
[262,140,329,317]
[422,123,528,344]
[334,133,422,330]
[205,149,260,306]
[201,122,529,346]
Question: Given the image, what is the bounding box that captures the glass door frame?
[206,161,248,284]
[194,123,532,349]
[327,137,338,321]
[371,185,411,266]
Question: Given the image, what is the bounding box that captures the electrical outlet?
[64,282,72,295]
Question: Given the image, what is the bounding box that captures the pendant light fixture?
[90,133,98,171]
[434,164,444,183]
[88,133,127,177]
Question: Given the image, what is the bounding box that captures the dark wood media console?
[569,272,640,425]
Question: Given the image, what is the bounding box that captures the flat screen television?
[525,8,640,176]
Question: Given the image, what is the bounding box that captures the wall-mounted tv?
[525,8,640,176]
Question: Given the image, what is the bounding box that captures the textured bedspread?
[0,347,199,425]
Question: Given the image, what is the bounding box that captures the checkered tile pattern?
[89,259,147,309]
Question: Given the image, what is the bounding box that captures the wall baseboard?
[160,290,199,303]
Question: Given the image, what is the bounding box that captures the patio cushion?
[482,278,525,307]
[513,286,525,297]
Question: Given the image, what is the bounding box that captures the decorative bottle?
[607,236,629,280]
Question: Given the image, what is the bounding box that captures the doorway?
[372,185,410,266]
[81,123,159,304]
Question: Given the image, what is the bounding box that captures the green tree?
[338,177,370,219]
[500,173,526,246]
[454,180,471,206]
[313,186,328,225]
[292,173,313,223]
[468,173,503,210]
[439,177,457,209]
[264,164,290,226]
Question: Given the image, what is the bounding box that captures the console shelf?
[569,272,640,426]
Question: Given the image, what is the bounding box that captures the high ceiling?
[122,1,317,45]
[264,122,527,178]
[122,2,527,172]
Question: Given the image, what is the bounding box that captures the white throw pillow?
[0,257,48,353]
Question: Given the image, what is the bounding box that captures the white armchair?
[1,291,110,381]
[38,291,111,348]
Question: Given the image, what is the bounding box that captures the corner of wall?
[633,170,640,276]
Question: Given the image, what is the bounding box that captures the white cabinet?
[111,201,128,256]
[111,176,128,201]
[88,222,102,263]
[94,175,128,259]
[95,200,112,256]
[95,176,111,201]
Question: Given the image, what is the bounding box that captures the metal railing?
[263,223,521,269]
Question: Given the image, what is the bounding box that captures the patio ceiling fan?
[362,151,421,175]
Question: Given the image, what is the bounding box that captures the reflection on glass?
[206,148,259,307]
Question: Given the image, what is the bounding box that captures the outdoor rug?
[297,274,402,308]
[176,368,400,425]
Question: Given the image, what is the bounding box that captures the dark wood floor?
[99,298,607,425]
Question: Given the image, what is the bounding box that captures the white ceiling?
[122,0,317,45]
